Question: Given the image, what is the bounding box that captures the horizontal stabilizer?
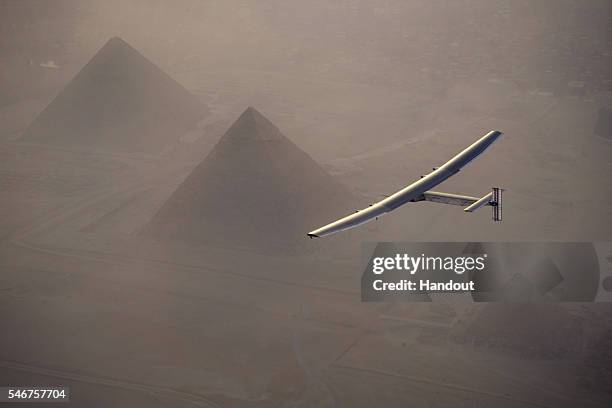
[464,192,493,212]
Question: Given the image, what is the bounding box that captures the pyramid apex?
[222,106,283,142]
[241,106,263,119]
[99,36,137,55]
[108,36,127,44]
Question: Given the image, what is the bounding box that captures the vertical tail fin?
[491,187,503,222]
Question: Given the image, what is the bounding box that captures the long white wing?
[307,130,502,238]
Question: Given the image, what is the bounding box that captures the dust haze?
[1,1,611,407]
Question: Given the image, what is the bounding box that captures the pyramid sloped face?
[21,37,205,153]
[145,107,353,250]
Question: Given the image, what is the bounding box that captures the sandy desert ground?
[1,1,612,407]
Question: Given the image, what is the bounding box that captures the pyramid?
[144,107,353,250]
[21,37,205,153]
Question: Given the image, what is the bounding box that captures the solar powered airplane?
[307,130,504,238]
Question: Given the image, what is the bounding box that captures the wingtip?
[307,232,320,239]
